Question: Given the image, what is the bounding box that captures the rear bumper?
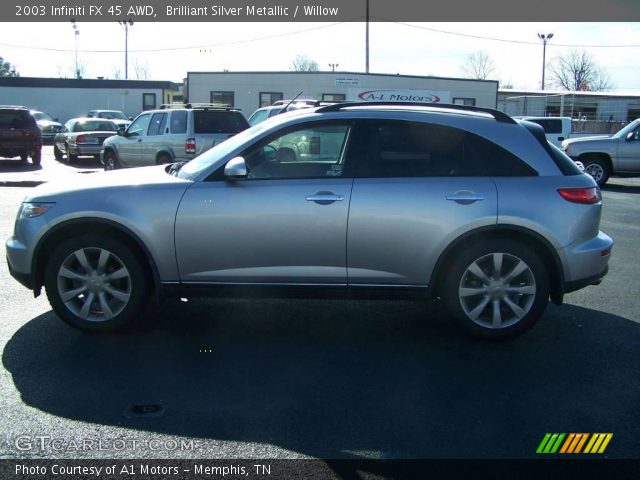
[560,230,613,292]
[69,144,102,156]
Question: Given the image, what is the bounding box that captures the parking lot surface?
[0,148,639,460]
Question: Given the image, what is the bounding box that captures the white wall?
[0,86,165,122]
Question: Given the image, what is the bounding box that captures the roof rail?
[158,102,238,111]
[315,101,516,124]
[0,105,28,109]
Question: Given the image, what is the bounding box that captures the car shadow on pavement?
[0,159,42,172]
[3,299,640,462]
[603,183,640,194]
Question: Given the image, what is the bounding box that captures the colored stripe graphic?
[538,433,612,454]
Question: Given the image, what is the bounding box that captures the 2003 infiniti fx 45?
[6,102,613,339]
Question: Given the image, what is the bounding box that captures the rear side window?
[194,111,249,134]
[147,113,167,136]
[169,111,188,134]
[528,119,562,134]
[359,121,536,178]
[0,110,34,128]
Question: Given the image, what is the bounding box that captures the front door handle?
[446,192,484,205]
[305,192,344,205]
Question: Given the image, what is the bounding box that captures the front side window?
[359,121,536,178]
[240,122,352,180]
[127,114,151,137]
[147,113,168,136]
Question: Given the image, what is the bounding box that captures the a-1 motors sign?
[351,89,451,103]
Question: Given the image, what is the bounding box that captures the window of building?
[142,93,156,111]
[259,92,283,107]
[453,98,476,106]
[322,93,346,102]
[210,91,235,107]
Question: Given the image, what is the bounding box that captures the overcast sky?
[1,22,639,93]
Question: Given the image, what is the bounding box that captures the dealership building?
[184,71,500,114]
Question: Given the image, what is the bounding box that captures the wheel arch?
[577,152,613,170]
[155,148,175,164]
[32,218,162,298]
[430,225,565,305]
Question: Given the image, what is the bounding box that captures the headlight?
[18,202,54,219]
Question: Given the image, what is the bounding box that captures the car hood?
[25,165,192,202]
[564,136,614,145]
[110,119,131,126]
[37,120,63,128]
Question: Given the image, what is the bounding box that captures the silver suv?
[6,102,613,339]
[100,103,249,170]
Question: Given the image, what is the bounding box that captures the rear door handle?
[446,193,484,204]
[305,192,344,205]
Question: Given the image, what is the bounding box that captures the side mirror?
[626,131,638,142]
[54,118,59,122]
[129,117,133,121]
[117,129,124,136]
[224,156,247,178]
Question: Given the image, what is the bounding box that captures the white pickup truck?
[518,116,607,147]
[560,119,640,186]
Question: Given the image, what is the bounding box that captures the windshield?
[98,111,128,120]
[612,119,640,139]
[178,123,268,179]
[32,112,53,121]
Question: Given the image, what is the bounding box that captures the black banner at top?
[4,0,640,22]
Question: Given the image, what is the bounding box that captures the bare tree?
[133,59,151,80]
[0,56,19,77]
[460,51,496,80]
[290,54,319,72]
[111,67,123,80]
[549,50,613,91]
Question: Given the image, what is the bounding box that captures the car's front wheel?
[53,145,63,160]
[103,151,120,171]
[442,240,549,339]
[44,235,150,332]
[31,151,41,166]
[582,156,611,186]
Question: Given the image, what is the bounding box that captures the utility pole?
[365,0,369,73]
[71,19,80,78]
[119,20,134,79]
[537,33,553,90]
[329,63,339,72]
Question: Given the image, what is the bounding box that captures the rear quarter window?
[194,111,249,134]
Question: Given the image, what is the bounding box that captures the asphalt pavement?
[0,148,639,464]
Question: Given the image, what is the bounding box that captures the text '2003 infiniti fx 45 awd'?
[6,102,613,339]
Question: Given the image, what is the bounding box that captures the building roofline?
[187,71,499,86]
[499,88,640,99]
[0,77,178,89]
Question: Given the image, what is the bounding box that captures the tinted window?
[360,121,536,178]
[0,110,34,128]
[529,119,562,134]
[97,111,128,120]
[147,113,167,136]
[169,111,187,134]
[194,111,248,134]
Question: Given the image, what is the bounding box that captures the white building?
[0,77,180,123]
[185,71,499,116]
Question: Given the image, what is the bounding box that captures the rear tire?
[441,240,549,340]
[31,151,41,166]
[20,153,28,163]
[582,156,611,186]
[156,153,172,165]
[66,144,77,164]
[44,234,150,333]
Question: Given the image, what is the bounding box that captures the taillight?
[558,187,600,204]
[185,138,196,154]
[76,135,87,143]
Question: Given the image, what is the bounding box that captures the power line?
[393,22,640,48]
[0,22,345,53]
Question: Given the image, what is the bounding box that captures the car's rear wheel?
[104,151,120,171]
[31,151,41,166]
[156,153,172,165]
[44,235,150,332]
[20,153,28,163]
[53,145,63,160]
[442,240,549,339]
[582,156,611,186]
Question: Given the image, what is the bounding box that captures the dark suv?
[0,106,42,165]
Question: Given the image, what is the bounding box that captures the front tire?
[53,145,63,160]
[104,150,120,171]
[44,235,150,332]
[582,156,611,186]
[31,151,41,166]
[442,240,549,340]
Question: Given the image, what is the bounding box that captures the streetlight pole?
[119,20,134,79]
[71,19,80,78]
[365,0,369,73]
[329,63,339,72]
[537,33,553,90]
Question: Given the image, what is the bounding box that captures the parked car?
[517,116,608,147]
[561,118,640,186]
[6,102,612,339]
[100,103,249,170]
[53,118,119,164]
[30,110,64,143]
[0,105,41,165]
[87,110,132,130]
[248,101,321,126]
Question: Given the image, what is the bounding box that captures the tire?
[20,153,28,163]
[53,145,63,160]
[441,240,550,340]
[66,144,77,164]
[44,234,150,333]
[31,151,41,166]
[156,153,172,165]
[582,156,611,186]
[104,150,120,171]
